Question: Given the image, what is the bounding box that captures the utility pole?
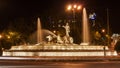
[104,8,110,58]
[107,8,110,46]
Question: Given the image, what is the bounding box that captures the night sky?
[0,0,120,33]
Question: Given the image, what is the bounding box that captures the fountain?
[80,8,90,45]
[29,29,57,44]
[37,18,42,44]
[3,8,118,57]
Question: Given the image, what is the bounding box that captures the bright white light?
[0,35,2,39]
[77,5,81,10]
[67,5,72,10]
[73,4,77,8]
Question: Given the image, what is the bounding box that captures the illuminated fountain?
[29,29,57,44]
[3,9,117,57]
[37,18,42,44]
[80,8,90,45]
[29,18,56,44]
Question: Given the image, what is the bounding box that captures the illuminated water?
[37,18,42,43]
[30,29,56,43]
[81,8,90,45]
[3,11,118,57]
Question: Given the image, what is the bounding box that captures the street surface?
[0,61,120,68]
[0,56,120,68]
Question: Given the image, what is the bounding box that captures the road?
[0,56,120,68]
[0,60,120,68]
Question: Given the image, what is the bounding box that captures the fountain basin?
[3,44,117,56]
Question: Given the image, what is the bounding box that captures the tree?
[114,41,120,54]
[2,30,22,46]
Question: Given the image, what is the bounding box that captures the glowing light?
[77,5,81,10]
[89,13,96,20]
[0,35,2,39]
[102,29,105,33]
[53,30,56,33]
[7,36,10,39]
[73,4,77,8]
[67,5,72,10]
[67,4,82,11]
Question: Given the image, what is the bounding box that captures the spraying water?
[81,8,90,45]
[37,18,42,43]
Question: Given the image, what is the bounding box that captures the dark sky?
[0,0,120,33]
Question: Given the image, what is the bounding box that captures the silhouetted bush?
[114,41,120,53]
[0,45,2,56]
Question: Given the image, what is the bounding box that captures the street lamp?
[101,29,106,57]
[67,4,82,23]
[67,4,82,11]
[102,29,105,33]
[66,4,82,43]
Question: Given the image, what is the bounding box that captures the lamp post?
[66,4,82,43]
[107,8,110,46]
[0,34,2,56]
[67,4,82,23]
[101,29,106,57]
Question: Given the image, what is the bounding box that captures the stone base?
[3,51,117,56]
[3,44,118,56]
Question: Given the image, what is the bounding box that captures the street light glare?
[67,4,82,11]
[0,35,2,39]
[77,5,82,10]
[74,4,77,8]
[67,5,72,10]
[102,29,105,33]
